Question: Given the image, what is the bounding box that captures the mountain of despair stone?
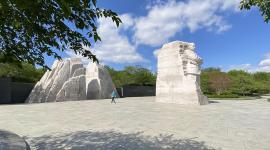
[26,58,115,103]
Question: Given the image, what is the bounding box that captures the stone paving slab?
[0,97,269,150]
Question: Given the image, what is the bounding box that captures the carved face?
[185,59,201,75]
[181,44,202,76]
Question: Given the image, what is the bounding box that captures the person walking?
[111,89,117,104]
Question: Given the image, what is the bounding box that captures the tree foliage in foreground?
[0,0,121,69]
[240,0,270,22]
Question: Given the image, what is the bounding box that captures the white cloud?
[227,52,270,72]
[134,0,240,46]
[120,14,135,29]
[228,63,252,71]
[255,52,270,72]
[67,14,145,64]
[67,0,242,63]
[91,14,145,64]
[259,52,270,67]
[251,66,270,73]
[259,59,270,66]
[220,0,241,10]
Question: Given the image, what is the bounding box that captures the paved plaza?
[0,97,269,150]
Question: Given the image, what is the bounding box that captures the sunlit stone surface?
[156,41,208,105]
[86,62,115,100]
[26,58,114,103]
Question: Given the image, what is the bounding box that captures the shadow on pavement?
[26,130,220,150]
[0,130,30,150]
[208,100,220,104]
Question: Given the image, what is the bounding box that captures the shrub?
[206,93,239,98]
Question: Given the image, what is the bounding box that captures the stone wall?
[0,78,34,104]
[119,86,156,97]
[0,78,12,104]
[11,82,34,103]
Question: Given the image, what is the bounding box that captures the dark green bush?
[201,68,270,98]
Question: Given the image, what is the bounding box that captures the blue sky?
[47,0,270,72]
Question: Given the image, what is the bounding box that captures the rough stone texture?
[72,68,86,77]
[56,75,86,102]
[86,62,115,99]
[26,58,114,103]
[156,41,208,105]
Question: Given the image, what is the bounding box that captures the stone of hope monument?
[156,41,209,105]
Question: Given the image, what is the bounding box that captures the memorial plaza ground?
[0,97,269,150]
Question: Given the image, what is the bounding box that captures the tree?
[0,0,121,68]
[227,70,255,96]
[0,62,45,83]
[209,72,231,95]
[240,0,270,22]
[200,68,216,94]
[202,67,221,72]
[253,72,270,94]
[105,66,128,88]
[201,68,270,97]
[133,68,156,86]
[106,66,156,87]
[253,72,270,81]
[201,68,231,95]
